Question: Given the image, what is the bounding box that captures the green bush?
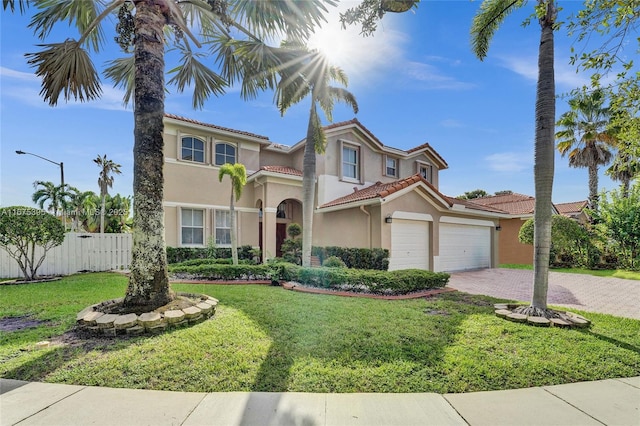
[312,247,389,270]
[296,268,449,295]
[167,245,256,264]
[323,256,346,268]
[169,263,273,280]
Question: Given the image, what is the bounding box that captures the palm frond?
[104,55,135,107]
[26,40,102,106]
[3,0,28,13]
[218,162,247,201]
[168,44,228,108]
[309,105,328,154]
[471,0,525,60]
[28,0,109,51]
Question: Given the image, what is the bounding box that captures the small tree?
[458,189,489,200]
[218,163,247,266]
[592,184,640,269]
[281,223,303,265]
[0,206,65,281]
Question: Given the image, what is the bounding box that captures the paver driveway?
[447,268,639,320]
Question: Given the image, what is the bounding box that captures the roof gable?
[165,113,270,141]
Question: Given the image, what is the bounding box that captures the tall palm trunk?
[100,193,106,234]
[588,164,599,208]
[301,101,318,267]
[124,0,173,309]
[230,192,238,265]
[531,1,556,313]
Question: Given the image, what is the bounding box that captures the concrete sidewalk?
[2,377,638,426]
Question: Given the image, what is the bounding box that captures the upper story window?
[418,163,432,182]
[181,137,205,163]
[385,156,398,177]
[342,145,359,180]
[181,208,204,246]
[215,143,236,165]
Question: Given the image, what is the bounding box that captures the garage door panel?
[439,224,490,272]
[389,220,429,271]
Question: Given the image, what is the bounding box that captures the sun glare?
[308,25,351,66]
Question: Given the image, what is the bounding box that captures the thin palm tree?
[66,187,96,232]
[276,47,359,267]
[606,147,640,198]
[218,163,247,265]
[93,154,122,234]
[556,89,617,209]
[7,0,333,310]
[472,0,558,316]
[32,180,72,219]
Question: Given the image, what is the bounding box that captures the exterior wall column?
[262,207,278,262]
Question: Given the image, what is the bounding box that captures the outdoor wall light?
[496,225,502,231]
[385,215,393,224]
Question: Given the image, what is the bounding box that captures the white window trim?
[180,207,206,247]
[340,141,362,184]
[416,161,432,182]
[214,209,233,247]
[179,135,206,164]
[214,141,238,166]
[385,155,398,178]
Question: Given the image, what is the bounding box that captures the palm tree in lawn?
[606,147,640,198]
[471,0,558,316]
[218,163,247,265]
[556,89,617,209]
[6,0,333,310]
[275,47,358,267]
[94,154,122,234]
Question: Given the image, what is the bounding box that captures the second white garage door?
[389,219,429,271]
[438,223,491,271]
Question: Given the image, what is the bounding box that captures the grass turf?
[1,273,638,393]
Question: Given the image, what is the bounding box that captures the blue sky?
[1,1,632,208]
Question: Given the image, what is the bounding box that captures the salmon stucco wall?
[499,218,533,265]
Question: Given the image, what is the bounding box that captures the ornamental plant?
[0,206,65,281]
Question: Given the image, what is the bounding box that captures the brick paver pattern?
[447,268,639,320]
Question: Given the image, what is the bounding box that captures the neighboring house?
[162,114,507,272]
[556,200,589,223]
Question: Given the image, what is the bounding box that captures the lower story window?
[181,208,204,245]
[215,210,231,245]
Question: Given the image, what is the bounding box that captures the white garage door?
[389,219,429,271]
[439,223,491,271]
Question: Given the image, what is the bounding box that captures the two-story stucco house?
[162,113,506,272]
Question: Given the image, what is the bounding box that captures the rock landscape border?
[76,292,218,336]
[494,303,591,328]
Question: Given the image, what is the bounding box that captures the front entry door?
[276,223,287,257]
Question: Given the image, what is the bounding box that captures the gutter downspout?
[360,205,371,249]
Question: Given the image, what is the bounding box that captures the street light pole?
[16,150,67,230]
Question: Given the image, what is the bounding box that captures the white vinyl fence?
[0,233,132,278]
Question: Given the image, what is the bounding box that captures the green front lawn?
[500,264,640,280]
[1,273,639,393]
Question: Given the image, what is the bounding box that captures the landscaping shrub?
[169,263,273,280]
[323,256,346,268]
[167,245,256,264]
[312,246,389,270]
[296,267,449,295]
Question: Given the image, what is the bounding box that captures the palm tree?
[556,89,617,209]
[8,0,333,310]
[218,163,247,265]
[32,180,72,219]
[606,147,640,198]
[66,188,97,232]
[276,47,359,267]
[93,154,122,234]
[471,0,558,316]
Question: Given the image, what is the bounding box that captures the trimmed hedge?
[169,260,449,295]
[169,264,272,281]
[167,245,256,264]
[312,246,389,270]
[296,268,449,295]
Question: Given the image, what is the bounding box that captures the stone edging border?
[282,282,456,300]
[494,303,591,328]
[76,292,218,336]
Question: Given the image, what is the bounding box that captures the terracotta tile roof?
[468,193,536,215]
[165,113,270,140]
[556,201,587,215]
[322,118,448,167]
[255,165,303,177]
[320,174,446,209]
[445,197,510,214]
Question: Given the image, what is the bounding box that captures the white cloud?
[402,61,476,90]
[496,55,590,88]
[485,151,532,172]
[440,119,464,128]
